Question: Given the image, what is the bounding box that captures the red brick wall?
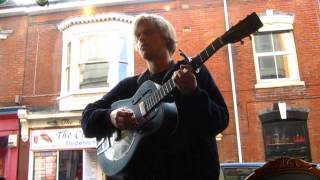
[21,22,62,107]
[226,0,320,162]
[0,16,28,106]
[0,1,319,177]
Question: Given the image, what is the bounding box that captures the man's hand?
[172,64,197,95]
[110,108,137,130]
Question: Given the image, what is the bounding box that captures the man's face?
[135,20,168,61]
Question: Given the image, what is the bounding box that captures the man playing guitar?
[82,13,229,180]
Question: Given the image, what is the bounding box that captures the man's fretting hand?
[173,64,197,95]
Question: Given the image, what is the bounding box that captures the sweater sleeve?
[179,65,229,137]
[81,76,138,139]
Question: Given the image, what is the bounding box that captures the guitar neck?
[190,37,225,70]
[143,36,226,113]
[144,78,176,112]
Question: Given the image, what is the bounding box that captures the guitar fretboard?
[190,38,224,70]
[142,37,225,113]
[144,79,175,112]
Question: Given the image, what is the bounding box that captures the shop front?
[0,107,20,180]
[28,127,104,180]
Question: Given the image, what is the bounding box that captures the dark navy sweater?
[81,61,229,180]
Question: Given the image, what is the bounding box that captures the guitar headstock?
[221,12,263,44]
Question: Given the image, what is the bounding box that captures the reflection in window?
[119,36,128,81]
[66,42,71,91]
[119,62,127,81]
[79,62,109,89]
[254,31,291,80]
[0,136,8,178]
[222,166,259,180]
[33,151,57,180]
[32,150,102,180]
[59,150,82,180]
[79,35,110,89]
[77,34,130,89]
[262,119,311,162]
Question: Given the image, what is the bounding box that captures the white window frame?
[28,149,104,180]
[57,13,134,111]
[252,9,305,89]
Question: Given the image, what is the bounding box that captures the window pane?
[83,149,102,180]
[0,136,8,178]
[33,151,57,180]
[119,37,128,61]
[259,56,277,79]
[263,121,311,162]
[80,36,107,61]
[66,42,71,92]
[67,42,71,66]
[79,62,109,89]
[119,62,127,81]
[276,55,289,78]
[66,67,70,91]
[222,167,258,180]
[254,33,273,53]
[273,31,289,51]
[58,150,82,180]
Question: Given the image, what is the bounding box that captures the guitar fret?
[151,95,155,107]
[146,99,150,111]
[211,43,216,51]
[163,84,167,94]
[170,79,175,89]
[165,83,169,93]
[201,51,208,60]
[199,53,204,62]
[159,87,164,98]
[168,80,172,90]
[218,37,224,45]
[153,93,157,105]
[208,45,214,55]
[144,99,148,111]
[155,91,160,102]
[205,49,209,57]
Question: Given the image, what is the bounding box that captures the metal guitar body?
[97,80,178,177]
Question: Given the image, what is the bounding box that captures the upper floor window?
[252,10,305,88]
[78,34,129,89]
[58,13,134,111]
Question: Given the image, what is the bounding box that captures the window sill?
[58,90,108,111]
[255,80,305,89]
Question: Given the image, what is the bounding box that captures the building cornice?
[58,12,134,31]
[18,108,83,142]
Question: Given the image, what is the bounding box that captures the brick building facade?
[0,0,319,179]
